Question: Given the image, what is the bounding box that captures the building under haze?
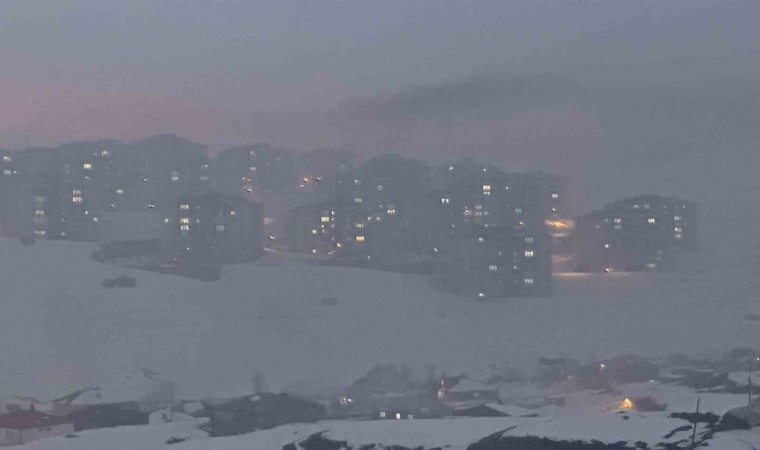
[430,161,562,298]
[211,144,296,196]
[0,136,211,243]
[284,157,566,297]
[295,148,356,201]
[573,194,698,273]
[162,191,264,265]
[332,154,434,265]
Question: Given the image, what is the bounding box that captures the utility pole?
[169,381,175,423]
[690,397,700,449]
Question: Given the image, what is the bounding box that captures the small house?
[205,393,326,437]
[452,403,538,418]
[437,377,499,409]
[0,410,75,446]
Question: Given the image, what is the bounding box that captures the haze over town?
[1,1,760,449]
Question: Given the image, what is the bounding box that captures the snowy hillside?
[19,414,760,450]
[1,237,760,401]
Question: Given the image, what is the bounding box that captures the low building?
[574,194,697,272]
[204,393,325,437]
[0,410,75,446]
[451,403,538,418]
[162,192,264,265]
[437,377,500,409]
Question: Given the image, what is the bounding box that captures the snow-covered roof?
[447,378,495,393]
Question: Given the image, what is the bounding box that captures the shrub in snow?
[101,275,137,288]
[166,436,189,445]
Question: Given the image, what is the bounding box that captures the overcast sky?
[1,0,759,253]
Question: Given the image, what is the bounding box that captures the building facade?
[574,194,697,272]
[162,192,264,265]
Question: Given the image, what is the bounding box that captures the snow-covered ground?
[1,237,760,402]
[19,413,760,450]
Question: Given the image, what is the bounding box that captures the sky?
[1,0,759,253]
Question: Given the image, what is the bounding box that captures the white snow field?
[1,236,760,401]
[19,414,760,450]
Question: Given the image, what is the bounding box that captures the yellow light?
[600,363,606,370]
[621,398,633,410]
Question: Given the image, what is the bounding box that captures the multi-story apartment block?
[162,192,264,265]
[286,201,339,256]
[430,161,560,297]
[295,148,356,201]
[574,194,697,272]
[333,154,433,263]
[211,144,296,196]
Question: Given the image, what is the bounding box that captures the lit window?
[387,208,396,215]
[354,197,362,204]
[604,243,610,249]
[376,185,384,191]
[2,169,11,176]
[72,189,82,195]
[380,411,386,418]
[101,150,109,156]
[230,210,237,217]
[180,204,189,210]
[674,226,682,233]
[34,230,46,236]
[171,170,179,182]
[355,235,365,242]
[311,229,317,235]
[180,225,190,231]
[478,236,484,242]
[180,217,190,224]
[524,250,534,258]
[524,278,535,285]
[482,185,491,195]
[551,192,559,199]
[488,264,498,272]
[614,218,622,224]
[525,237,534,243]
[2,155,11,163]
[34,209,45,216]
[515,208,522,214]
[83,163,92,170]
[216,224,225,232]
[674,233,683,239]
[441,197,450,204]
[647,217,656,224]
[646,263,657,269]
[115,189,124,195]
[356,223,364,229]
[674,216,681,221]
[164,218,170,223]
[395,413,401,420]
[72,196,83,203]
[321,216,331,223]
